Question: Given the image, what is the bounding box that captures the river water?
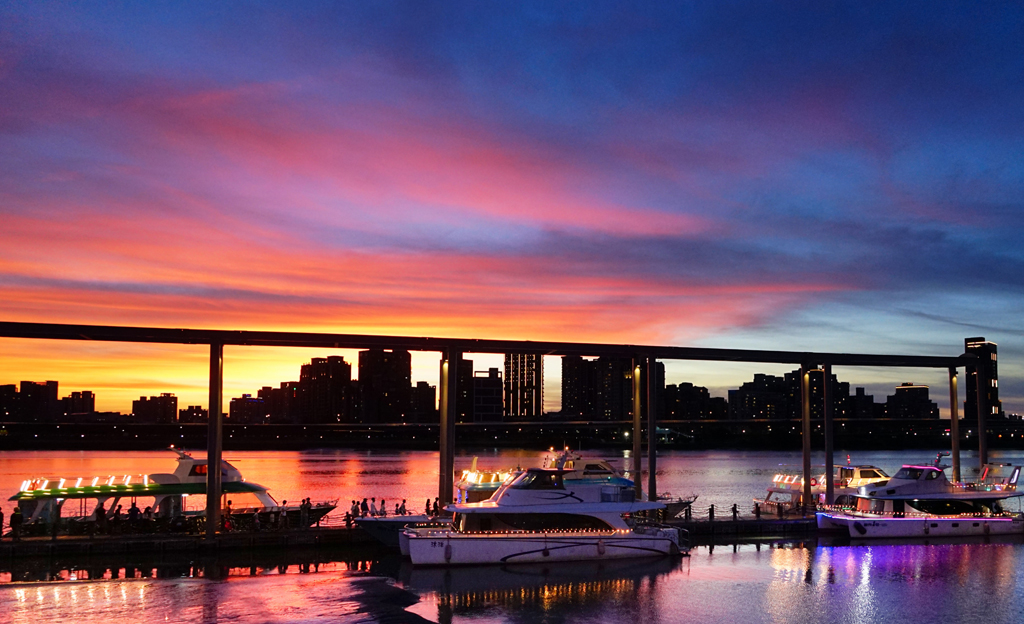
[3,448,1024,623]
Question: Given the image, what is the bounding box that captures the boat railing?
[818,505,1022,520]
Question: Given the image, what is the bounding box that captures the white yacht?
[403,467,686,566]
[757,463,889,514]
[817,462,1024,538]
[455,449,633,503]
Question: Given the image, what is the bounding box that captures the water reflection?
[398,557,681,624]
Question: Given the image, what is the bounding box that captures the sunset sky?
[2,2,1023,414]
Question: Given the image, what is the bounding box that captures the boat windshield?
[511,472,564,490]
[894,468,924,480]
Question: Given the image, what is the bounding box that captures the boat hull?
[355,515,444,548]
[817,512,1024,538]
[405,528,682,566]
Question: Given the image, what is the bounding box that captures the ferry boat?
[816,461,1024,538]
[757,462,889,514]
[7,448,335,534]
[403,467,686,566]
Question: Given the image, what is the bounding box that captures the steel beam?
[976,365,988,469]
[823,362,834,505]
[801,363,812,516]
[0,321,969,369]
[206,342,223,539]
[632,359,642,499]
[438,350,460,504]
[949,368,960,482]
[646,357,657,502]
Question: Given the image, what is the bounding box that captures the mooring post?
[646,356,657,503]
[206,341,223,540]
[949,367,961,482]
[823,362,834,505]
[632,358,643,499]
[438,349,460,504]
[801,363,812,516]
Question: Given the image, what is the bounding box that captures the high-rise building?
[454,358,475,423]
[594,357,634,420]
[965,337,1002,420]
[0,384,16,420]
[133,393,177,423]
[561,355,597,417]
[410,381,437,422]
[505,353,543,419]
[885,383,939,419]
[179,405,208,423]
[664,383,726,420]
[729,373,789,419]
[359,349,412,423]
[473,368,504,421]
[61,390,95,416]
[257,382,301,423]
[229,394,266,423]
[17,380,59,422]
[299,356,352,423]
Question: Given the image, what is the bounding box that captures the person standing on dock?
[94,501,107,535]
[379,499,386,517]
[425,499,430,516]
[398,500,406,515]
[369,498,378,517]
[10,506,23,541]
[432,498,439,516]
[360,498,368,517]
[0,507,4,540]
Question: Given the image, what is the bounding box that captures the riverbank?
[0,420,1014,451]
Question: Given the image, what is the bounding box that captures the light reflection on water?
[5,450,1024,622]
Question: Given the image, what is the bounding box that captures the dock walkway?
[0,526,376,561]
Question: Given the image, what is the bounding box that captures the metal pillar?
[438,350,460,505]
[976,365,988,469]
[646,357,657,502]
[205,342,223,539]
[949,368,960,482]
[823,362,834,505]
[801,363,812,515]
[632,358,643,499]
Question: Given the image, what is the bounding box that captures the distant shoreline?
[0,419,1017,452]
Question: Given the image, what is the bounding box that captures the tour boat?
[756,462,889,514]
[816,461,1024,538]
[8,448,335,534]
[403,467,687,566]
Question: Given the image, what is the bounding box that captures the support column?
[801,363,812,516]
[206,342,223,539]
[976,365,988,470]
[949,368,961,482]
[646,357,657,502]
[438,349,460,505]
[823,362,834,505]
[632,358,642,499]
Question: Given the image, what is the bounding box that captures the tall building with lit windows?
[964,337,1002,421]
[504,353,543,419]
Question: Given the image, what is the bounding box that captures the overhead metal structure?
[0,321,977,528]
